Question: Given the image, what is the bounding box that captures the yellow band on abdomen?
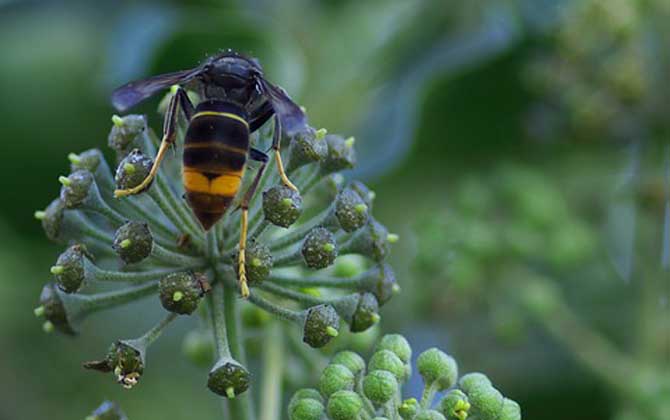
[183,168,244,196]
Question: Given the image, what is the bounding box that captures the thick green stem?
[268,272,360,289]
[247,290,304,323]
[260,322,284,420]
[223,284,253,420]
[420,381,438,409]
[209,284,232,359]
[86,260,200,283]
[128,312,178,349]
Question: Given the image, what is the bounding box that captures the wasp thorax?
[113,221,153,264]
[115,149,153,192]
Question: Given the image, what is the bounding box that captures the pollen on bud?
[286,126,329,172]
[350,292,380,333]
[302,227,338,269]
[115,149,153,192]
[84,340,145,389]
[38,283,75,335]
[368,349,405,382]
[207,357,250,398]
[59,170,94,209]
[399,398,419,420]
[302,304,340,348]
[234,241,273,286]
[363,369,398,405]
[113,221,153,264]
[53,244,88,293]
[158,272,210,315]
[417,348,458,391]
[322,134,357,173]
[108,115,147,155]
[263,185,303,227]
[319,363,355,397]
[331,351,366,377]
[438,389,470,420]
[326,390,363,420]
[335,187,370,232]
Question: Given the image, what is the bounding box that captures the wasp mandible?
[111,50,308,297]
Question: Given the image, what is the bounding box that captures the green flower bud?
[234,241,273,286]
[399,398,419,420]
[158,271,210,315]
[59,170,94,208]
[113,221,153,264]
[350,181,375,209]
[322,135,357,173]
[438,389,470,420]
[363,370,398,405]
[498,398,521,420]
[302,227,338,269]
[331,351,366,376]
[263,185,303,227]
[207,357,250,398]
[108,114,147,155]
[467,384,504,420]
[39,199,65,241]
[326,390,363,420]
[182,329,215,367]
[289,388,324,408]
[417,348,458,390]
[115,149,153,192]
[344,218,391,262]
[53,244,88,293]
[368,349,405,381]
[458,372,492,394]
[350,292,380,333]
[335,187,369,232]
[84,340,145,389]
[376,334,412,364]
[86,401,128,420]
[70,149,102,173]
[288,397,325,420]
[359,263,398,305]
[302,304,340,348]
[319,364,355,397]
[37,283,75,335]
[286,126,328,172]
[415,409,447,420]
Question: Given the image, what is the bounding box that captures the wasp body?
[110,51,308,296]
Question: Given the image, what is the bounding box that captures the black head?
[202,50,263,85]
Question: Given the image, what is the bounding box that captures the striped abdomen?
[183,100,249,230]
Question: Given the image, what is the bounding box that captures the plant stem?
[268,272,360,289]
[260,322,283,420]
[247,290,304,323]
[223,284,253,420]
[209,284,231,359]
[420,381,438,409]
[87,260,200,283]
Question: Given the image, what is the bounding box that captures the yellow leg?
[238,208,250,298]
[114,134,171,197]
[274,150,298,192]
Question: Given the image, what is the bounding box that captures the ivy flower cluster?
[33,98,398,400]
[288,334,521,420]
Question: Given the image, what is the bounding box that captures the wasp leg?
[270,115,298,192]
[114,87,194,197]
[237,149,270,298]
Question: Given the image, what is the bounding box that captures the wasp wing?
[111,68,201,112]
[257,78,308,136]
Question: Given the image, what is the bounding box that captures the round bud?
[326,390,363,420]
[115,149,153,192]
[458,372,492,394]
[302,227,338,269]
[38,283,75,335]
[182,330,215,367]
[302,304,340,348]
[286,126,328,172]
[322,135,357,173]
[368,349,405,381]
[207,357,250,398]
[40,199,65,241]
[289,389,324,409]
[234,241,273,286]
[498,398,521,420]
[345,218,391,262]
[335,187,369,232]
[415,410,447,420]
[113,221,153,264]
[108,115,146,154]
[70,149,102,173]
[376,334,412,364]
[363,370,398,405]
[263,185,303,227]
[398,398,419,420]
[331,351,366,376]
[158,271,209,315]
[87,401,127,420]
[362,263,398,306]
[350,293,380,332]
[60,170,94,208]
[288,398,325,420]
[319,364,355,397]
[438,389,470,420]
[417,348,458,390]
[53,244,87,293]
[464,383,504,420]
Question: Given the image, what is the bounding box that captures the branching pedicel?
[33,94,399,406]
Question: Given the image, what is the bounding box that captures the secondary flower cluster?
[34,102,398,397]
[288,334,521,420]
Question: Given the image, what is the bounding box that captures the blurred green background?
[1,0,668,419]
